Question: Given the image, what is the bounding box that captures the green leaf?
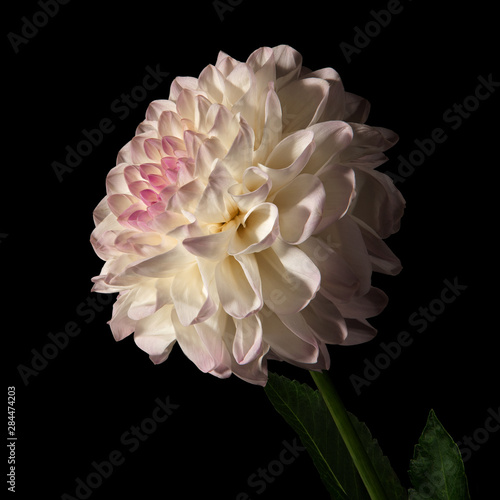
[265,372,406,500]
[408,409,470,500]
[348,412,407,500]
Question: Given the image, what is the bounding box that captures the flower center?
[208,210,245,234]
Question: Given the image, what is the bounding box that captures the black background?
[4,1,498,498]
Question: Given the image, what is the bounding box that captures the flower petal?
[228,167,272,213]
[343,92,371,123]
[171,263,216,326]
[338,124,398,163]
[253,84,283,163]
[272,44,303,89]
[233,313,263,364]
[356,218,402,275]
[195,161,238,224]
[228,202,279,255]
[298,236,359,303]
[335,287,388,319]
[260,307,318,364]
[215,254,262,319]
[315,165,356,232]
[134,304,177,364]
[349,169,405,238]
[257,239,320,315]
[194,306,232,375]
[198,64,226,104]
[107,290,137,341]
[277,78,329,133]
[273,174,325,244]
[259,129,315,195]
[301,292,348,344]
[123,242,195,279]
[302,121,353,175]
[183,228,234,261]
[318,215,372,296]
[341,318,377,346]
[172,309,215,372]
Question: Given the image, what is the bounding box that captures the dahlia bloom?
[90,45,404,385]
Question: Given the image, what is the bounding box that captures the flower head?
[91,45,404,385]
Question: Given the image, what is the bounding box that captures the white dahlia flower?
[90,45,404,385]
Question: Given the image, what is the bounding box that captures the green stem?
[310,370,389,500]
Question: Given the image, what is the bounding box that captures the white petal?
[233,314,263,364]
[335,287,388,319]
[225,63,253,105]
[172,309,215,372]
[194,306,232,374]
[356,218,402,275]
[247,47,276,97]
[206,104,241,151]
[158,110,184,139]
[304,68,346,121]
[253,84,283,163]
[171,263,216,326]
[318,216,372,296]
[341,319,377,345]
[176,90,212,131]
[107,290,137,341]
[198,64,226,104]
[215,255,262,319]
[194,136,226,181]
[343,92,371,123]
[273,174,325,244]
[315,165,356,232]
[257,239,320,315]
[259,129,315,195]
[228,202,279,255]
[195,162,238,224]
[302,121,353,175]
[228,167,272,213]
[298,237,359,303]
[106,163,132,195]
[338,123,398,163]
[169,77,200,101]
[145,100,177,121]
[348,169,405,238]
[301,292,348,344]
[183,228,234,261]
[277,78,329,133]
[134,304,177,363]
[215,51,239,76]
[128,283,158,320]
[272,45,303,89]
[219,116,255,182]
[122,242,195,279]
[260,308,318,364]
